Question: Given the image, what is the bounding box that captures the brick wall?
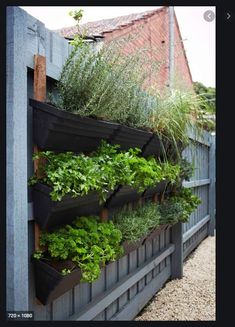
[103,7,194,94]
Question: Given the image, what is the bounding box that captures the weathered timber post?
[6,6,29,311]
[171,222,183,278]
[33,54,46,250]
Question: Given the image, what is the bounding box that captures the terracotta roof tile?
[56,7,165,38]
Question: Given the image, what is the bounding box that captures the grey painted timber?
[111,264,171,320]
[171,223,183,278]
[183,225,208,260]
[209,135,216,236]
[6,6,29,311]
[182,131,215,259]
[183,215,210,243]
[182,179,210,188]
[68,244,174,321]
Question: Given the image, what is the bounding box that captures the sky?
[20,6,215,87]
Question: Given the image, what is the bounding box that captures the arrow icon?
[227,12,231,20]
[203,10,215,22]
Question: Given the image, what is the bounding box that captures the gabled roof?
[56,7,165,38]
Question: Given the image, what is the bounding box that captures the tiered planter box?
[122,235,147,256]
[105,185,141,209]
[30,99,157,154]
[143,224,171,244]
[142,180,169,199]
[34,259,82,305]
[33,223,172,305]
[30,99,120,154]
[109,125,152,151]
[32,183,109,230]
[142,134,164,157]
[31,99,177,307]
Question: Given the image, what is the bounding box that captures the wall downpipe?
[169,6,175,92]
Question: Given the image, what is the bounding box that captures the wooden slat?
[137,245,146,292]
[165,228,171,267]
[111,264,171,321]
[187,126,211,147]
[145,240,153,284]
[183,225,208,260]
[73,282,91,314]
[152,234,160,277]
[128,250,138,300]
[68,244,174,321]
[117,255,128,310]
[52,291,73,320]
[182,178,210,188]
[159,229,165,272]
[92,269,106,320]
[33,54,46,253]
[183,215,210,243]
[105,261,118,319]
[34,54,46,101]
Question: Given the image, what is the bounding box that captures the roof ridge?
[56,7,166,37]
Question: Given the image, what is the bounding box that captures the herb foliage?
[34,216,123,283]
[29,141,180,202]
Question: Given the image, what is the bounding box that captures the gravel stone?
[135,235,215,321]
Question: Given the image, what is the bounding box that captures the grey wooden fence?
[6,6,216,320]
[182,130,215,260]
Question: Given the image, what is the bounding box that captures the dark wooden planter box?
[142,134,164,157]
[34,259,82,305]
[142,180,169,199]
[122,235,147,256]
[32,183,109,230]
[121,224,171,255]
[30,99,120,154]
[143,224,171,244]
[109,125,152,151]
[105,185,141,209]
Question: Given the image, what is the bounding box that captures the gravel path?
[135,235,215,321]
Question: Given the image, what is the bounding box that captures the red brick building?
[57,7,194,94]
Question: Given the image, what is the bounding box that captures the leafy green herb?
[160,187,201,223]
[178,158,194,181]
[36,216,123,283]
[29,141,181,202]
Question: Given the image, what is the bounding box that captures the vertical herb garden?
[30,38,202,305]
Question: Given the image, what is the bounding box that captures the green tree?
[193,81,215,132]
[193,81,215,113]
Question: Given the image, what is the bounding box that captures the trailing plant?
[178,158,194,181]
[169,158,194,191]
[33,216,123,283]
[159,201,185,225]
[29,141,181,202]
[161,161,181,185]
[160,187,201,223]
